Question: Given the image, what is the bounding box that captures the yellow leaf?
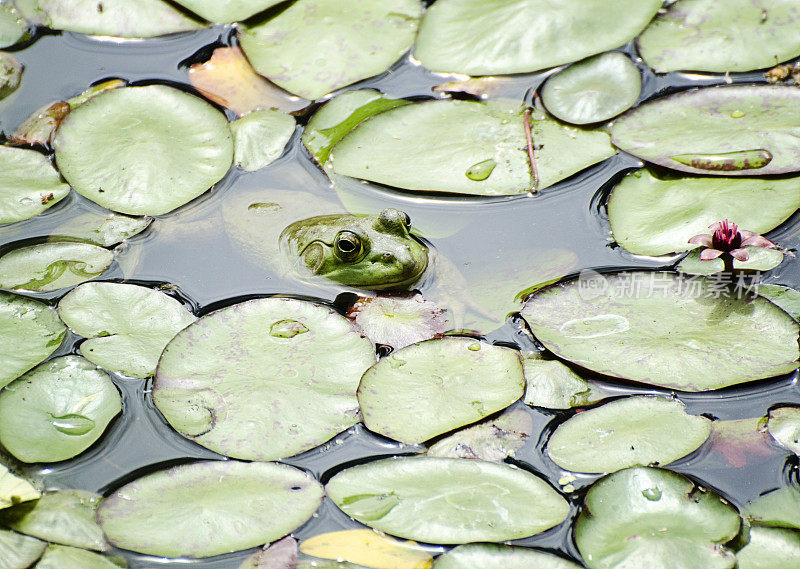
[299,530,433,569]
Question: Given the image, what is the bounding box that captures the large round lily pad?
[520,272,800,391]
[97,460,324,558]
[326,457,569,544]
[607,167,800,256]
[0,529,45,569]
[0,242,113,292]
[0,292,65,389]
[53,85,233,215]
[414,0,662,75]
[736,526,800,569]
[239,0,422,100]
[575,467,741,569]
[547,396,711,473]
[358,337,524,444]
[611,85,800,176]
[0,146,70,224]
[154,298,376,461]
[173,0,283,23]
[433,544,583,569]
[638,0,800,73]
[0,356,121,463]
[755,285,800,322]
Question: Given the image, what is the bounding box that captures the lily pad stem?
[523,108,539,191]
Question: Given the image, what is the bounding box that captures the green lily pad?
[426,408,533,462]
[347,293,450,350]
[638,0,800,73]
[745,486,800,530]
[522,356,604,409]
[766,407,800,455]
[521,271,800,391]
[239,0,422,100]
[0,4,29,49]
[231,109,295,172]
[547,396,711,473]
[678,246,785,275]
[0,242,113,292]
[0,146,70,224]
[173,0,283,23]
[0,466,39,509]
[575,467,741,569]
[330,100,616,195]
[33,546,122,569]
[432,544,583,569]
[607,167,800,256]
[53,85,233,216]
[358,337,524,444]
[542,52,641,125]
[49,211,151,247]
[0,490,107,551]
[0,53,22,101]
[326,456,569,544]
[58,282,195,378]
[414,0,662,75]
[154,298,375,461]
[0,529,45,569]
[0,356,121,463]
[611,85,800,176]
[16,0,203,38]
[755,284,800,321]
[97,460,324,558]
[0,292,65,389]
[736,526,800,569]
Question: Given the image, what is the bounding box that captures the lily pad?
[755,284,800,321]
[736,526,800,569]
[432,544,583,569]
[0,529,45,569]
[299,530,432,569]
[0,356,121,463]
[53,85,233,215]
[0,4,29,49]
[174,0,283,23]
[638,0,800,73]
[231,109,295,172]
[8,101,70,147]
[0,242,113,292]
[238,537,297,569]
[326,457,569,544]
[58,282,196,378]
[32,546,122,569]
[745,486,800,530]
[0,466,39,509]
[541,52,641,124]
[708,417,776,468]
[0,146,70,224]
[413,0,662,75]
[97,460,324,558]
[0,292,65,389]
[607,167,800,256]
[0,490,107,551]
[425,408,533,462]
[766,407,800,455]
[239,0,422,100]
[678,246,785,275]
[611,85,800,176]
[49,211,151,247]
[522,356,604,409]
[0,53,21,101]
[358,337,524,444]
[154,298,375,461]
[575,467,741,569]
[521,271,800,391]
[347,293,450,349]
[547,396,711,473]
[330,100,616,195]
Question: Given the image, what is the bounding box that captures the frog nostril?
[381,252,396,263]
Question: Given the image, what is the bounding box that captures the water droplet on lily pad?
[269,318,309,338]
[465,159,497,181]
[642,487,662,501]
[50,414,95,436]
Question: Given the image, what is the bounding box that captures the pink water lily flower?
[688,219,777,262]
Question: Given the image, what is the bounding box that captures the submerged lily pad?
[736,526,800,569]
[358,337,524,444]
[173,0,283,23]
[522,356,604,409]
[766,407,800,455]
[638,0,800,73]
[547,396,711,473]
[0,466,39,509]
[607,167,800,256]
[154,298,375,460]
[521,272,800,391]
[709,418,775,468]
[326,457,569,544]
[239,0,422,100]
[0,529,45,569]
[231,109,295,172]
[0,242,113,292]
[0,4,29,49]
[53,85,233,215]
[746,486,800,530]
[575,467,741,569]
[432,544,583,569]
[97,460,324,558]
[0,356,121,463]
[49,211,151,247]
[32,545,121,569]
[0,292,65,389]
[426,408,533,462]
[542,52,641,124]
[755,284,800,321]
[58,282,195,377]
[611,85,800,176]
[0,146,70,224]
[414,0,662,75]
[678,246,785,275]
[347,293,450,349]
[299,530,432,569]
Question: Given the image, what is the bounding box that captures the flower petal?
[688,234,713,247]
[741,234,776,248]
[700,248,724,261]
[730,248,750,262]
[708,221,724,232]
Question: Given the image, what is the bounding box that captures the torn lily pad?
[231,109,295,172]
[0,356,121,463]
[766,407,800,455]
[53,85,233,215]
[97,460,324,558]
[347,293,450,349]
[358,337,524,444]
[8,101,70,147]
[546,396,711,473]
[173,0,283,23]
[0,53,22,101]
[58,282,196,377]
[49,211,151,247]
[426,407,533,462]
[0,4,30,49]
[522,357,604,409]
[638,0,800,73]
[521,272,800,391]
[0,465,39,509]
[0,529,45,569]
[0,146,70,224]
[154,298,375,460]
[432,544,583,569]
[299,530,432,569]
[32,545,121,569]
[611,85,800,176]
[326,457,569,544]
[238,537,297,569]
[414,0,662,75]
[736,526,800,569]
[0,242,113,292]
[755,284,800,321]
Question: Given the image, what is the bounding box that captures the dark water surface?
[1,26,799,568]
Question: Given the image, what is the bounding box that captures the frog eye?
[334,231,363,262]
[402,212,411,227]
